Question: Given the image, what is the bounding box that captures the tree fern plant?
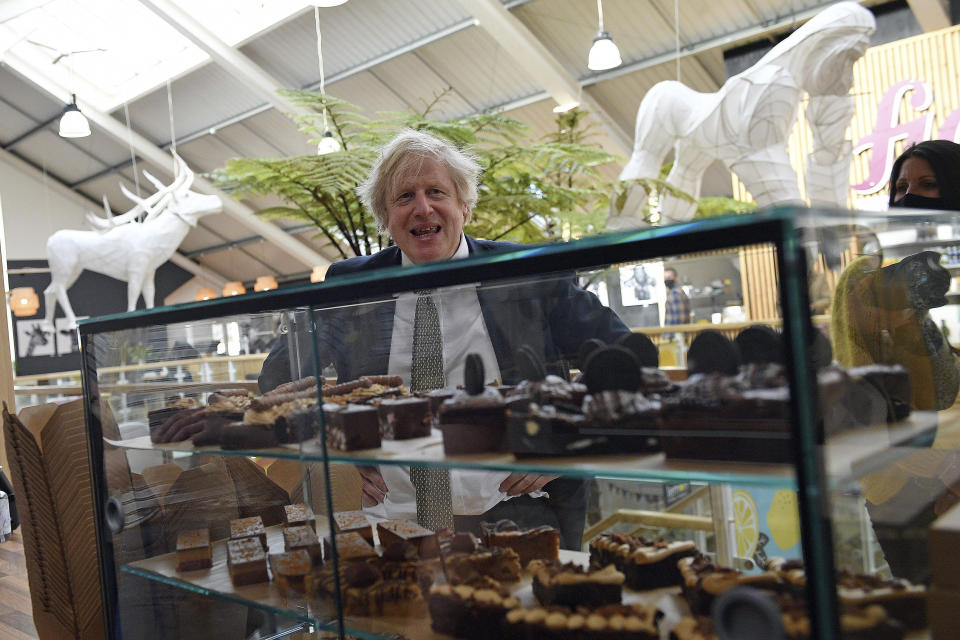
[210,90,618,259]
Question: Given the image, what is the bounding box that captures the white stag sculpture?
[43,154,221,330]
[609,2,875,228]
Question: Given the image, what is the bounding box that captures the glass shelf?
[107,434,797,488]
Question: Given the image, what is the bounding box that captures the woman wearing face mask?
[888,139,960,211]
[828,139,960,584]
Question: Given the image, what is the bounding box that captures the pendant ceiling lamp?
[195,287,218,301]
[587,0,622,71]
[59,94,91,138]
[254,275,278,292]
[310,265,328,283]
[314,6,340,154]
[9,287,40,317]
[223,281,246,297]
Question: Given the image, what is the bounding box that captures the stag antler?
[84,154,191,229]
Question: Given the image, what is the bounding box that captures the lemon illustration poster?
[733,486,802,571]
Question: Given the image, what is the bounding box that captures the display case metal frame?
[78,207,836,639]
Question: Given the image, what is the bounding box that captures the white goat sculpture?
[43,154,222,330]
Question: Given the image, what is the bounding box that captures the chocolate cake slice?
[378,397,431,439]
[324,403,381,451]
[481,519,559,567]
[678,554,783,616]
[377,519,439,558]
[529,559,624,607]
[428,584,519,640]
[589,534,696,590]
[503,603,662,640]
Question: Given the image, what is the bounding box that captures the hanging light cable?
[315,6,341,155]
[587,0,622,71]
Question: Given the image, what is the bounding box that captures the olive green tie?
[409,291,454,530]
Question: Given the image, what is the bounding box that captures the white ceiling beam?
[906,0,952,32]
[0,145,229,288]
[458,0,633,155]
[136,0,308,117]
[4,52,333,270]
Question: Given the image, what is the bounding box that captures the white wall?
[0,148,91,260]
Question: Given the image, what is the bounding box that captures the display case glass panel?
[79,207,960,640]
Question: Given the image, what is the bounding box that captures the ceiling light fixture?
[587,0,622,71]
[195,287,218,301]
[254,275,278,292]
[58,94,91,138]
[314,6,341,154]
[8,287,40,317]
[223,281,246,297]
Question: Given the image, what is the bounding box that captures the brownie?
[589,534,696,590]
[670,616,717,640]
[438,388,507,454]
[425,388,456,421]
[333,510,374,542]
[268,549,311,595]
[529,560,624,607]
[678,555,783,616]
[230,516,267,550]
[835,569,926,631]
[503,603,662,640]
[377,520,439,558]
[429,584,519,640]
[378,397,431,439]
[660,373,792,463]
[314,561,427,617]
[283,525,323,565]
[283,503,316,529]
[324,403,381,451]
[227,537,269,586]
[175,528,211,571]
[219,423,280,449]
[322,531,376,562]
[510,376,588,411]
[445,546,523,584]
[273,402,320,443]
[782,602,906,640]
[481,519,559,567]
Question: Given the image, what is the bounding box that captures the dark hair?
[664,267,677,278]
[887,139,960,211]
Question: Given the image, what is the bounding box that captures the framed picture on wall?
[55,316,86,356]
[16,321,55,358]
[619,263,664,306]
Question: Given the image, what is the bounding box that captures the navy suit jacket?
[259,236,629,391]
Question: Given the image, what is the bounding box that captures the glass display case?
[79,207,954,639]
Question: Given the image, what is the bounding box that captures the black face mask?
[891,193,948,210]
[664,279,676,289]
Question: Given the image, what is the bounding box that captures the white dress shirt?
[364,234,530,520]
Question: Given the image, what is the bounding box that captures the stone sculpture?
[609,2,876,228]
[43,154,221,329]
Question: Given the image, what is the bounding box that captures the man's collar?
[400,232,469,267]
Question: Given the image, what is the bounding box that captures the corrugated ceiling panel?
[327,71,412,115]
[11,130,110,185]
[124,63,266,145]
[243,0,471,94]
[418,26,543,114]
[241,110,315,157]
[0,67,62,122]
[371,54,474,118]
[0,99,47,144]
